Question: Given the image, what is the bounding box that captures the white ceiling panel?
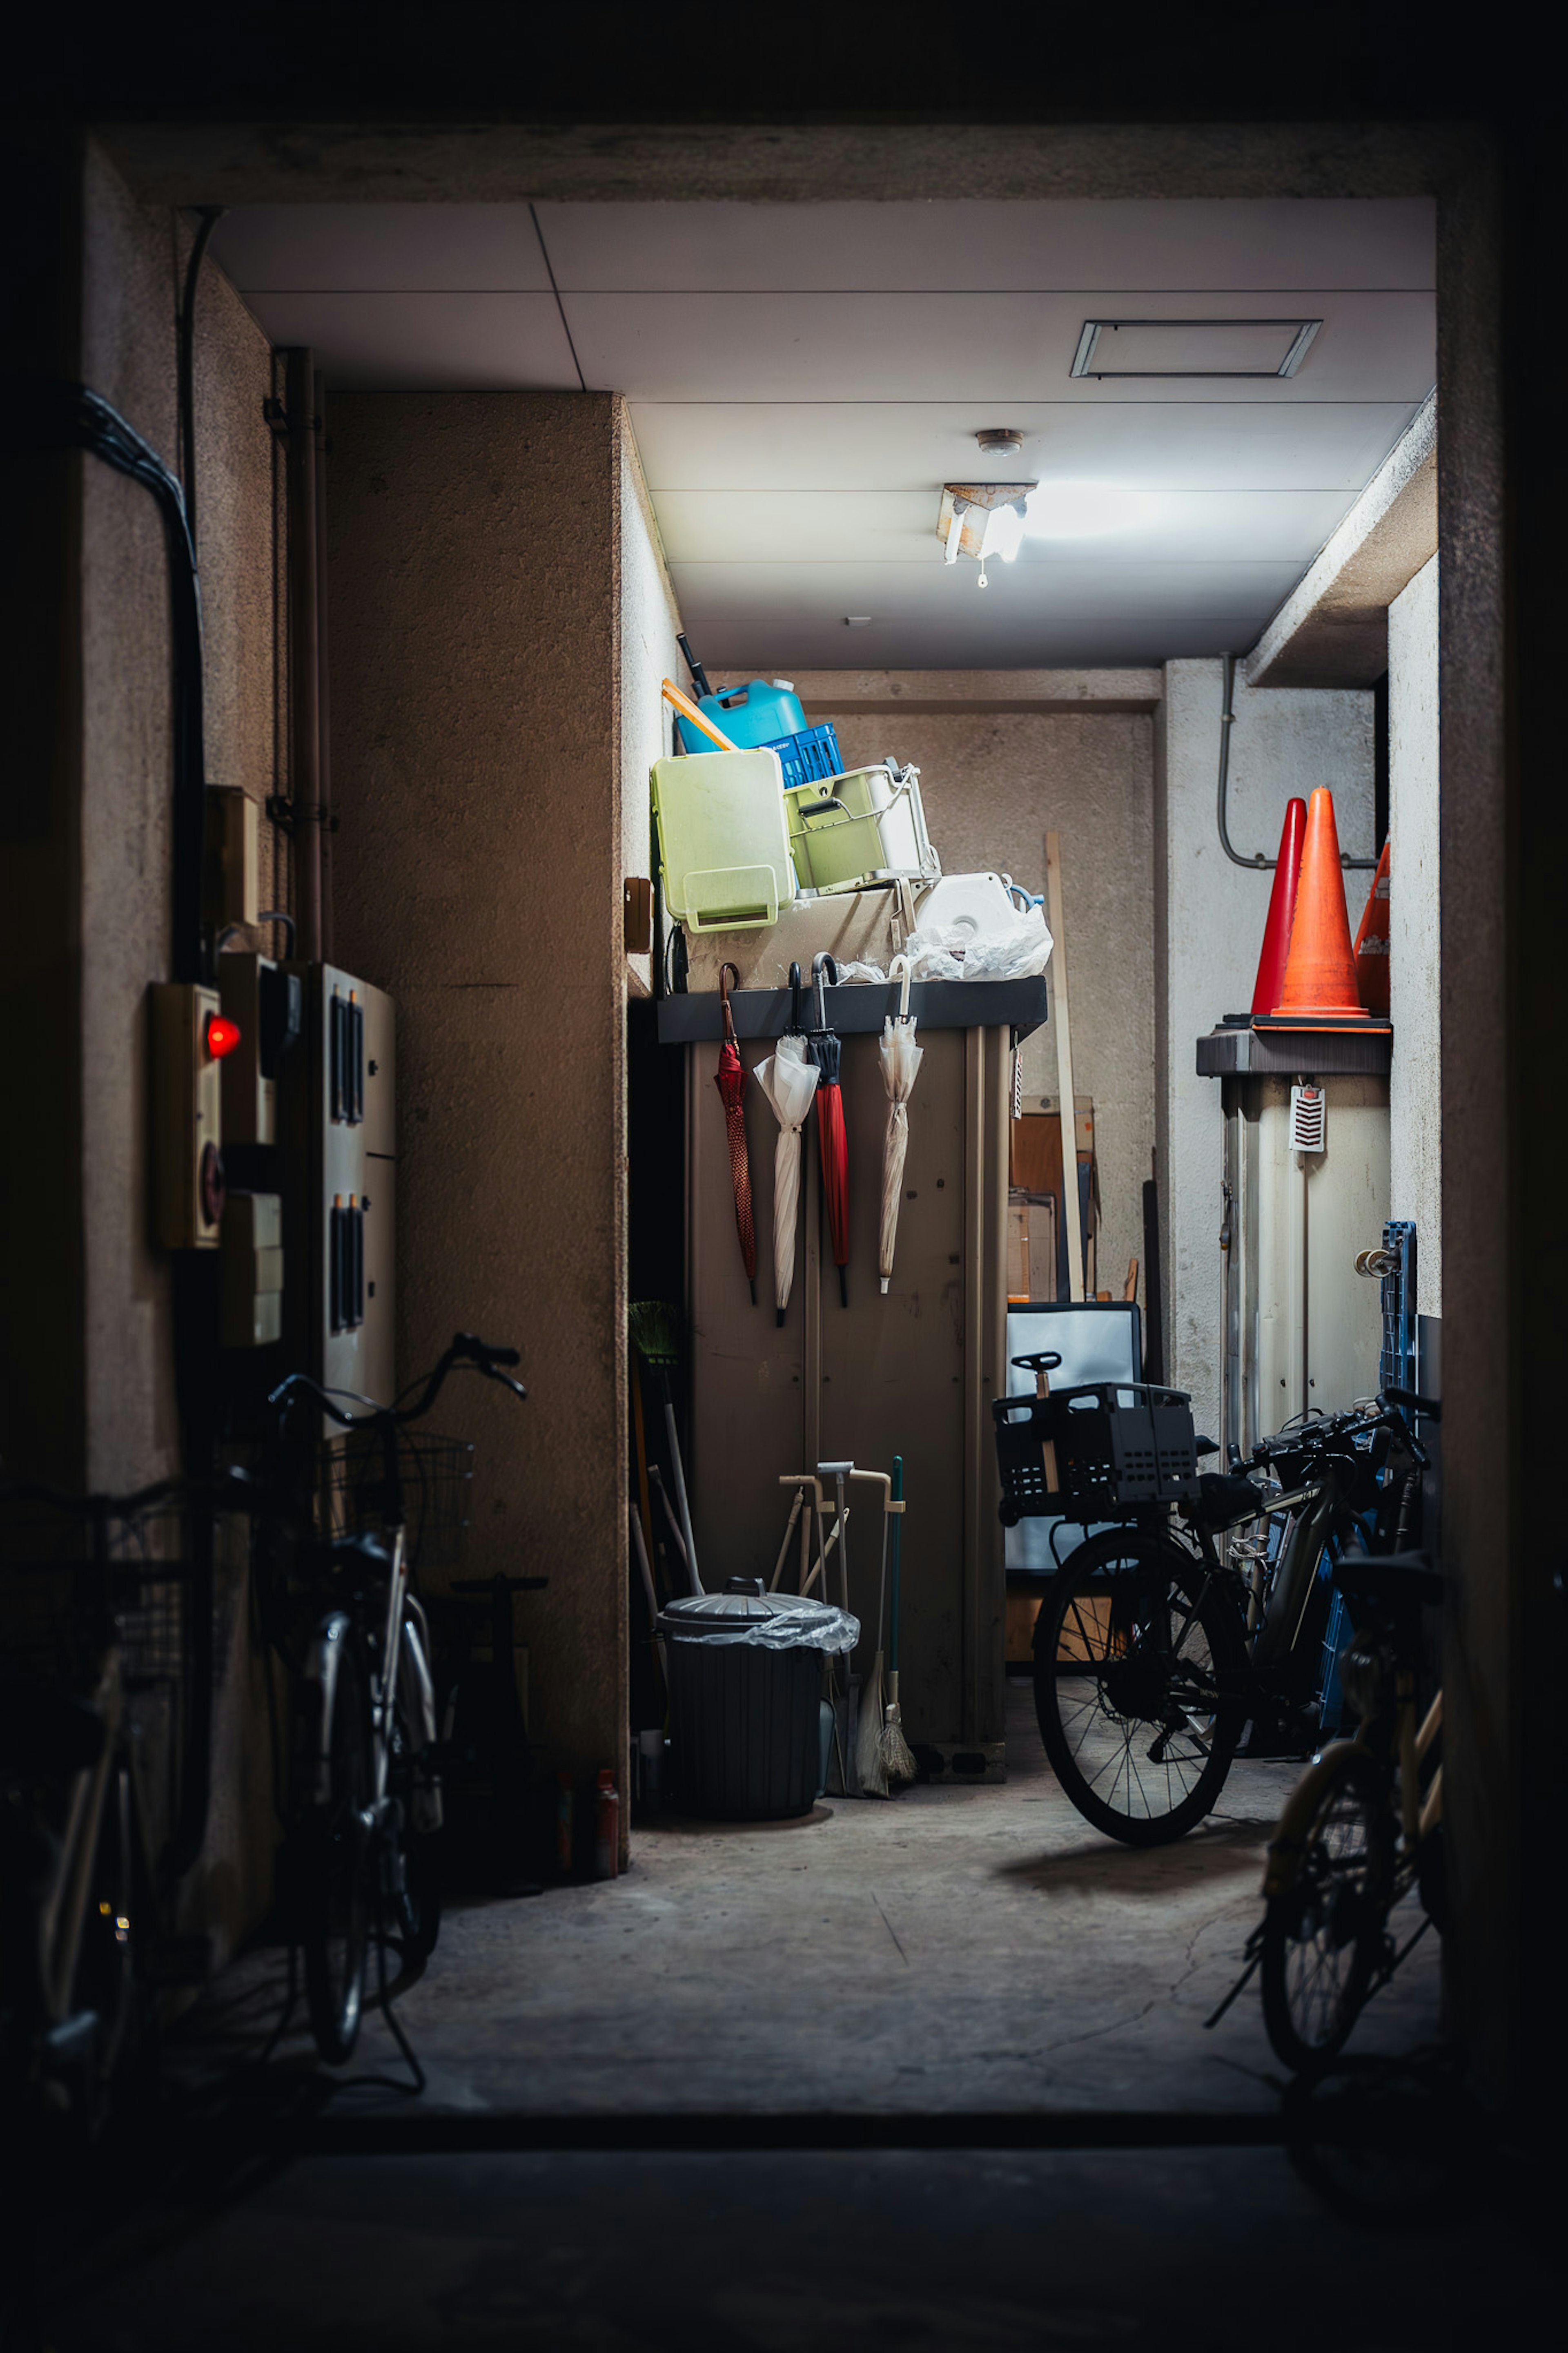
[212,205,553,290]
[238,292,579,390]
[567,290,1434,404]
[656,488,1357,566]
[537,199,1435,294]
[630,401,1423,494]
[672,559,1300,630]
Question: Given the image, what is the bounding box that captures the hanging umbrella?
[878,955,924,1294]
[713,963,757,1304]
[808,952,851,1308]
[755,964,819,1327]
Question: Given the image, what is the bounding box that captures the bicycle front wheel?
[1034,1531,1245,1846]
[299,1633,371,2065]
[1261,1745,1393,2074]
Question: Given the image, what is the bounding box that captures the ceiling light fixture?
[937,481,1036,585]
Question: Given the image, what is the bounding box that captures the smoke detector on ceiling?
[975,428,1025,460]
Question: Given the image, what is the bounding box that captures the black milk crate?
[992,1381,1201,1524]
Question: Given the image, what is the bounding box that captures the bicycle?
[258,1332,526,2066]
[0,1476,241,2137]
[1256,1394,1443,2074]
[995,1358,1425,1846]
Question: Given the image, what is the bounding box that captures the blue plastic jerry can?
[675,678,806,756]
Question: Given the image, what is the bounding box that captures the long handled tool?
[851,1469,893,1798]
[879,1456,917,1785]
[629,1301,703,1595]
[661,677,739,754]
[818,1459,855,1792]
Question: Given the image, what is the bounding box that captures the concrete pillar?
[1388,556,1441,1300]
[329,391,664,1814]
[1155,659,1374,1435]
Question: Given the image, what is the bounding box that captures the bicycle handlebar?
[267,1331,528,1435]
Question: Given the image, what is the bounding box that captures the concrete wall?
[1156,659,1374,1435]
[618,428,682,997]
[0,135,282,1960]
[804,696,1156,1309]
[1388,556,1441,1311]
[330,391,666,1822]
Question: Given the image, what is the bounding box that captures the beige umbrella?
[878,955,925,1294]
[755,968,820,1326]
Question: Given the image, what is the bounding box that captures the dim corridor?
[169,1685,1440,2118]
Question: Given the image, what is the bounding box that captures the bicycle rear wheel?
[1261,1746,1393,2074]
[300,1634,371,2065]
[1034,1531,1244,1846]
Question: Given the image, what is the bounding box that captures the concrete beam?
[792,669,1162,716]
[1243,392,1436,689]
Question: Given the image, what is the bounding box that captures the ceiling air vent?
[1070,318,1322,380]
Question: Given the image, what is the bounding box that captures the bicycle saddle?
[1333,1551,1442,1611]
[1185,1471,1265,1531]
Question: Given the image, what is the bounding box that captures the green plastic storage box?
[784,761,938,896]
[651,749,798,933]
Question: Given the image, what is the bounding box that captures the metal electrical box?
[149,982,225,1250]
[1200,1028,1390,1462]
[281,963,396,1408]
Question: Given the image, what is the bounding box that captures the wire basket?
[320,1430,474,1572]
[0,1488,198,1687]
[993,1381,1201,1526]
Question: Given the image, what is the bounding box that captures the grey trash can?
[659,1577,859,1820]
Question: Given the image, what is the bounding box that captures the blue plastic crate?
[762,723,842,792]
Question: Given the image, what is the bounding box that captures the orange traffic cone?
[1352,840,1391,1017]
[1270,787,1370,1023]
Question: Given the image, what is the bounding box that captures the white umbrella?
[755,1026,820,1327]
[878,955,925,1294]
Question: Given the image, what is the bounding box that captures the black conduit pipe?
[1217,650,1377,872]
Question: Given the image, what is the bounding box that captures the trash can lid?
[659,1576,858,1653]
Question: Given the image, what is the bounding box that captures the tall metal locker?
[659,976,1047,1776]
[1199,1025,1390,1461]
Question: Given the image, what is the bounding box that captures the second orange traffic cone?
[1270,787,1370,1023]
[1351,839,1391,1017]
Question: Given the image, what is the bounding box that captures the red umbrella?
[714,964,757,1304]
[808,952,850,1307]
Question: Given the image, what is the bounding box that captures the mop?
[879,1456,918,1786]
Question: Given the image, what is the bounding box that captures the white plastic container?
[651,749,799,932]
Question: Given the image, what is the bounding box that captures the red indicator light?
[206,1014,242,1060]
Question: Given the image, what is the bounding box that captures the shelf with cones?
[656,975,1049,1046]
[1198,785,1392,1077]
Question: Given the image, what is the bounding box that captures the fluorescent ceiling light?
[978,503,1024,564]
[1023,482,1160,539]
[1070,318,1322,379]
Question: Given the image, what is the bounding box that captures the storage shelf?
[657,976,1049,1046]
[1196,1023,1392,1076]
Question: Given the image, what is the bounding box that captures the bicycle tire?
[300,1635,371,2065]
[1033,1530,1245,1846]
[1260,1745,1393,2074]
[399,1826,443,1963]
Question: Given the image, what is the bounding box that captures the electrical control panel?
[149,982,231,1249]
[280,963,396,1408]
[217,952,302,1147]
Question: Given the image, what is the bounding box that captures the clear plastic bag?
[658,1597,860,1653]
[904,906,1053,982]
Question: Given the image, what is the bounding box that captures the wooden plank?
[1043,833,1084,1302]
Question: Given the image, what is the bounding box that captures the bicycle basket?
[321,1430,474,1571]
[992,1381,1200,1525]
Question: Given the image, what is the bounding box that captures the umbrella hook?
[812,951,838,1031]
[889,951,914,1024]
[718,961,741,1046]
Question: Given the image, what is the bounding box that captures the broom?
[629,1300,703,1594]
[879,1456,917,1785]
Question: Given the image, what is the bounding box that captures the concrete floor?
[170,1681,1441,2116]
[37,1687,1495,2353]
